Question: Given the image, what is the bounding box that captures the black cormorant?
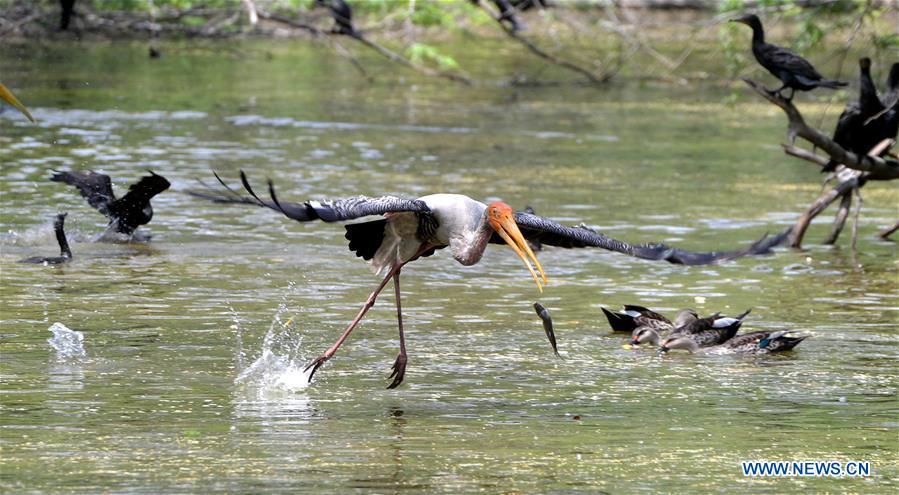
[50,170,170,240]
[316,0,356,36]
[18,213,72,265]
[60,0,76,31]
[732,14,846,99]
[823,58,886,173]
[879,63,899,143]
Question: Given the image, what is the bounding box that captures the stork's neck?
[451,209,494,267]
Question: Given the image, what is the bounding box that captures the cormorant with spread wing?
[50,170,170,241]
[190,171,788,388]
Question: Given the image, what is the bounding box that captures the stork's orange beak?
[0,83,35,123]
[487,201,547,292]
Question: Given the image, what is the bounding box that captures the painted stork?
[191,171,787,388]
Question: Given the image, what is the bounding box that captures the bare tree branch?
[476,1,612,85]
[743,78,899,181]
[789,172,864,248]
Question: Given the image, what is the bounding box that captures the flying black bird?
[823,58,887,173]
[732,14,846,99]
[316,0,356,36]
[18,213,72,265]
[50,170,170,241]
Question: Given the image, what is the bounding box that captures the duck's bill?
[495,215,547,292]
[0,83,35,123]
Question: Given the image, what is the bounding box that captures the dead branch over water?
[743,78,899,248]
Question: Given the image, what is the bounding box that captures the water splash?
[232,295,314,394]
[47,322,86,360]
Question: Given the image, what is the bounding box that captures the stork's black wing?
[189,170,431,222]
[491,211,791,266]
[50,170,116,216]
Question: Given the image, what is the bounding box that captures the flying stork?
[192,171,787,388]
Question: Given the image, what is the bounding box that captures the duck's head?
[672,309,699,327]
[631,327,660,346]
[659,336,700,354]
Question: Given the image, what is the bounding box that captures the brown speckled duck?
[660,330,807,355]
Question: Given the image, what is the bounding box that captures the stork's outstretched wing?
[491,211,791,266]
[188,171,431,222]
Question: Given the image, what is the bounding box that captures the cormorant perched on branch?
[493,0,525,31]
[510,0,550,11]
[18,214,72,265]
[470,0,524,32]
[60,0,75,31]
[823,58,886,173]
[50,170,170,241]
[316,0,356,36]
[731,14,846,99]
[880,63,899,142]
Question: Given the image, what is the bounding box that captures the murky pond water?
[1,39,897,493]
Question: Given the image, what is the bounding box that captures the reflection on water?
[0,39,896,494]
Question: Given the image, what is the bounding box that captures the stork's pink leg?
[387,268,407,389]
[304,261,403,382]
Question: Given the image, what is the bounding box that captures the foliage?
[405,42,459,70]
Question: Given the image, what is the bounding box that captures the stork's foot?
[387,353,407,389]
[304,355,330,383]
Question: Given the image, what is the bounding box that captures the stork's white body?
[371,194,491,275]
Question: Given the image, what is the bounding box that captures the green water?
[1,39,897,494]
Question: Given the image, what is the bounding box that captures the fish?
[533,302,561,358]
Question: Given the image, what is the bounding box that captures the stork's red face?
[487,201,547,292]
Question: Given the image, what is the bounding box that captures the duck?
[731,14,846,100]
[50,170,170,241]
[660,330,807,355]
[602,305,673,333]
[661,309,751,349]
[18,213,72,265]
[600,305,699,346]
